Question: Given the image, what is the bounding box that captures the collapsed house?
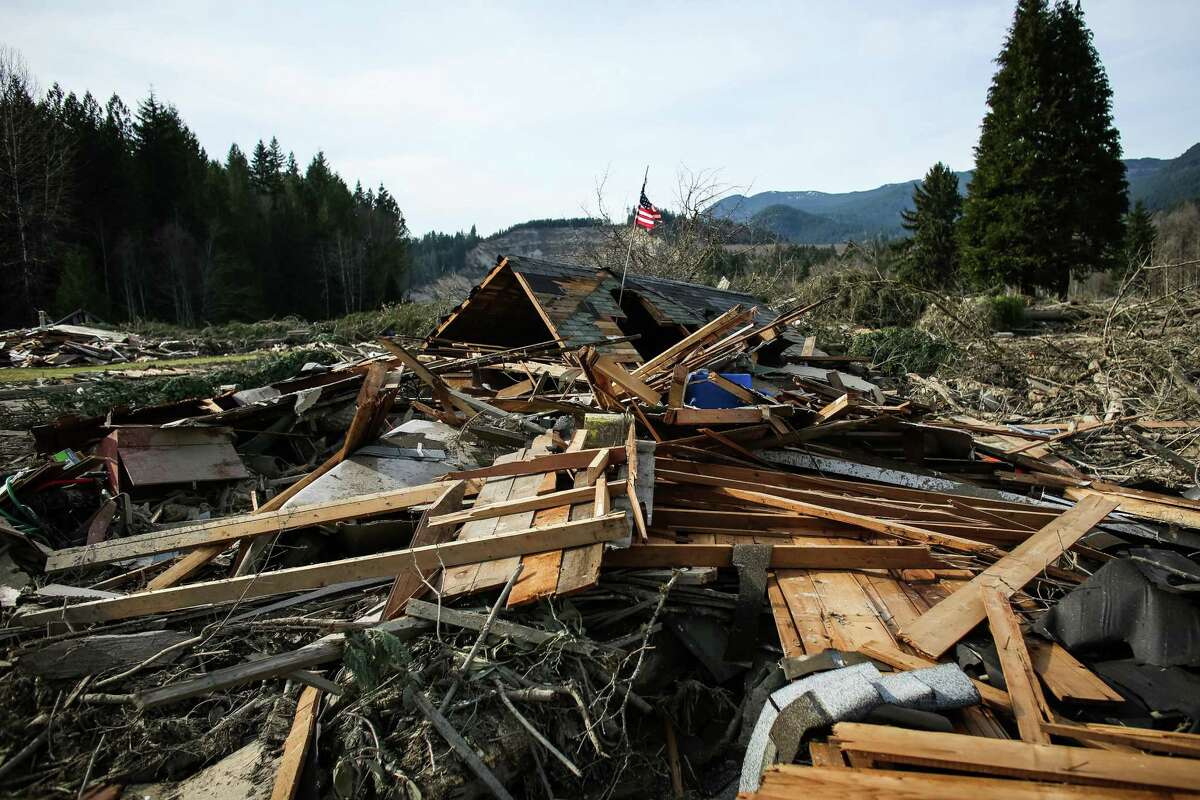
[1,257,1200,798]
[429,255,765,364]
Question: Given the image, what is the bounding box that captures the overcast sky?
[6,1,1198,235]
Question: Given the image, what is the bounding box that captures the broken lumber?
[18,511,629,625]
[751,765,1175,799]
[828,723,1200,791]
[270,686,320,800]
[981,584,1051,744]
[898,494,1120,658]
[46,481,453,571]
[600,544,943,569]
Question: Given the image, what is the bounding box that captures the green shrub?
[849,327,956,378]
[984,294,1027,330]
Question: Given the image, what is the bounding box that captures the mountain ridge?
[711,143,1199,244]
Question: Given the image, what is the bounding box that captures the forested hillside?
[0,55,410,329]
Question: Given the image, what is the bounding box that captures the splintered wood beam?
[981,585,1051,744]
[898,494,1120,658]
[1025,638,1123,704]
[668,364,688,408]
[593,355,662,406]
[625,424,649,542]
[600,544,943,569]
[703,371,759,405]
[814,393,853,423]
[17,512,629,626]
[829,722,1200,791]
[270,686,321,800]
[47,481,453,571]
[632,305,749,379]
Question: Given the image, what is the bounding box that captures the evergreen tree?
[1123,200,1156,268]
[959,0,1127,296]
[898,163,962,287]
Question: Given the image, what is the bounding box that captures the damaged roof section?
[429,255,767,363]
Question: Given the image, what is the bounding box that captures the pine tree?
[1123,200,1156,268]
[959,0,1127,296]
[898,163,962,287]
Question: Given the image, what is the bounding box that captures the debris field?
[2,256,1200,799]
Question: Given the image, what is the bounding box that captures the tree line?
[0,48,411,329]
[898,0,1148,296]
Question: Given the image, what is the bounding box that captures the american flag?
[634,190,662,230]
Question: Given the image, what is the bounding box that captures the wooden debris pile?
[1,291,1200,798]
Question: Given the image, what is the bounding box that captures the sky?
[5,1,1199,235]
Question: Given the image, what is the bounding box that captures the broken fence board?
[898,494,1119,658]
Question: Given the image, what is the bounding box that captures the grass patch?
[0,352,264,384]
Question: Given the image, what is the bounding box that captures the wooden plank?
[1065,486,1200,529]
[656,472,995,555]
[445,447,626,481]
[829,723,1200,791]
[668,364,688,408]
[814,393,853,423]
[270,686,320,800]
[584,449,609,485]
[856,639,1010,711]
[704,371,759,405]
[625,425,649,543]
[601,544,941,569]
[382,481,467,620]
[556,468,603,596]
[665,406,777,426]
[898,495,1120,658]
[444,450,545,598]
[982,585,1051,744]
[594,475,610,515]
[753,765,1176,799]
[1041,722,1200,758]
[17,512,628,626]
[767,576,806,657]
[427,484,606,528]
[632,305,748,379]
[1026,638,1123,704]
[806,742,846,768]
[49,481,453,571]
[593,355,662,405]
[145,547,221,591]
[776,570,834,655]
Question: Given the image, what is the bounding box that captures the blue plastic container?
[684,370,753,409]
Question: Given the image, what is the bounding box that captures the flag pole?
[618,165,649,306]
